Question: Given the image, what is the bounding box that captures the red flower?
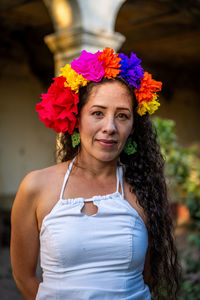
[35,76,79,133]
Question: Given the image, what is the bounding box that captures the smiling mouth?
[96,139,117,147]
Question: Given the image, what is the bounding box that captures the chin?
[94,152,120,163]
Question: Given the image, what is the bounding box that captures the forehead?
[86,81,133,108]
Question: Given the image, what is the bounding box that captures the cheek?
[79,117,90,129]
[79,116,99,139]
[121,122,134,139]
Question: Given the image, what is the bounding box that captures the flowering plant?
[36,47,162,133]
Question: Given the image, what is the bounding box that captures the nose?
[102,115,117,135]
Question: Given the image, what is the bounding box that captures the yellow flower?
[60,64,88,93]
[137,94,160,116]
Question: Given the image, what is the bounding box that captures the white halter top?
[36,159,151,300]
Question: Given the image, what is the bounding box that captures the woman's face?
[78,81,134,163]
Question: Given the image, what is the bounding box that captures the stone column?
[43,0,127,75]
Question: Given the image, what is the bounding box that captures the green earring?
[123,137,137,155]
[71,131,80,148]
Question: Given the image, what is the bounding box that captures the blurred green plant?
[152,116,200,299]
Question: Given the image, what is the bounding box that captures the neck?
[74,151,119,179]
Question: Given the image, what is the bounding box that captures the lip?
[96,139,117,147]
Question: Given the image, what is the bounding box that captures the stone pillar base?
[45,26,125,75]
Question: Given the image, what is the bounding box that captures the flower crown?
[36,47,162,134]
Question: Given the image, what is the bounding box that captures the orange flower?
[134,72,162,103]
[98,47,121,79]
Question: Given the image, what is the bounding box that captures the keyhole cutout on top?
[81,201,98,216]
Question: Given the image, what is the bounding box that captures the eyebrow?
[90,105,131,112]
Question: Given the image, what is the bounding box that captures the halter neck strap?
[59,159,124,200]
[117,165,125,198]
[59,158,75,199]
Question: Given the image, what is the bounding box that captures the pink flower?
[35,76,79,133]
[71,50,105,82]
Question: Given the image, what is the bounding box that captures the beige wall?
[0,59,56,209]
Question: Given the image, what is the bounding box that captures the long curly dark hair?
[56,77,182,299]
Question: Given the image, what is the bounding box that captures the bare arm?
[10,172,41,300]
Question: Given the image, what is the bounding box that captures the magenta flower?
[71,50,105,82]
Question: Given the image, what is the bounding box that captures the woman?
[11,48,181,299]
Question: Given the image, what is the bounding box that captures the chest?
[36,169,147,232]
[40,197,149,272]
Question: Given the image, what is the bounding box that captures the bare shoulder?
[12,162,70,232]
[17,164,56,195]
[13,162,69,210]
[35,161,70,229]
[123,180,148,228]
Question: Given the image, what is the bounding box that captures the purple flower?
[119,52,144,89]
[71,50,105,82]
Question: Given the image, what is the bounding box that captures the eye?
[91,111,104,117]
[117,113,129,119]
